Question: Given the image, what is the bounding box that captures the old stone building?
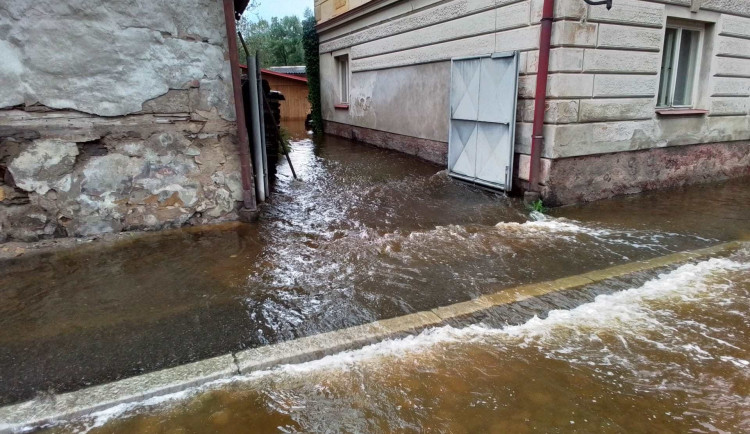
[0,0,257,242]
[315,0,750,204]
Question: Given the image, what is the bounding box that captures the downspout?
[255,55,270,199]
[248,59,266,203]
[222,0,258,217]
[528,0,554,195]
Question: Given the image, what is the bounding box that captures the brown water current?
[0,128,749,413]
[46,248,750,433]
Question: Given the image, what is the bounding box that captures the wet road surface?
[0,131,748,407]
[47,247,750,433]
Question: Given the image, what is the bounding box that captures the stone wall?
[0,1,245,242]
[542,140,750,205]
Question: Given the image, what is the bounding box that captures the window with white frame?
[335,54,349,104]
[657,22,704,108]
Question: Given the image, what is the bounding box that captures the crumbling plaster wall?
[0,0,233,117]
[0,0,246,242]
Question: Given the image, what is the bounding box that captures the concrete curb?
[0,241,743,432]
[0,355,237,433]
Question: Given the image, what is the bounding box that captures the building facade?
[315,0,750,204]
[0,0,254,242]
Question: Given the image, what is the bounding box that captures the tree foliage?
[237,12,305,67]
[302,9,323,135]
[236,6,322,134]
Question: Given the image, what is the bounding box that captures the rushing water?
[0,129,748,411]
[45,248,750,433]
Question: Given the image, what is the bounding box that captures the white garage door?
[448,52,519,190]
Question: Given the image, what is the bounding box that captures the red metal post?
[222,0,257,212]
[529,0,555,192]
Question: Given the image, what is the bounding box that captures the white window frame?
[657,21,705,109]
[335,54,350,104]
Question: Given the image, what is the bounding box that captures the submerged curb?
[0,241,743,432]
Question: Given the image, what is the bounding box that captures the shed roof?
[237,65,308,84]
[268,66,306,76]
[261,69,308,84]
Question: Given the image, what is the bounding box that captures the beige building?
[314,0,750,204]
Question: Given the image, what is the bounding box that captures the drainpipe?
[248,59,266,203]
[528,0,554,196]
[255,54,270,199]
[222,0,258,217]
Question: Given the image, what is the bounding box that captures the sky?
[246,0,314,21]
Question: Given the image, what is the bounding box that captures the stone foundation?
[541,141,750,206]
[324,120,447,165]
[0,104,244,242]
[0,1,249,243]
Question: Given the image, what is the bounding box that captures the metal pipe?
[256,53,270,198]
[528,0,554,192]
[248,59,266,202]
[237,31,298,180]
[583,0,612,9]
[221,0,257,212]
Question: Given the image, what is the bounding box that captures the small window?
[336,54,349,104]
[657,24,702,108]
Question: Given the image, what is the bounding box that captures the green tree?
[267,16,304,65]
[237,13,305,67]
[302,8,323,135]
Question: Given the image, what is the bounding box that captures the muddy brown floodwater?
[47,248,750,433]
[1,130,749,428]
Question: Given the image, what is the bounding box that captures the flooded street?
[50,249,750,433]
[1,129,749,431]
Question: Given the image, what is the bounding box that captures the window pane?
[345,60,349,103]
[337,56,349,103]
[657,28,678,107]
[673,29,699,106]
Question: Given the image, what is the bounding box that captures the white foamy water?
[52,254,748,432]
[244,210,716,344]
[496,212,710,250]
[504,257,748,339]
[275,256,748,374]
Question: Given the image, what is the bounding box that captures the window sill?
[655,108,709,117]
[334,103,350,110]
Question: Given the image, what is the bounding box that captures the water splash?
[50,253,749,433]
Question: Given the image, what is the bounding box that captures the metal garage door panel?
[450,58,481,121]
[448,52,518,190]
[475,123,510,186]
[478,56,516,124]
[449,120,477,178]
